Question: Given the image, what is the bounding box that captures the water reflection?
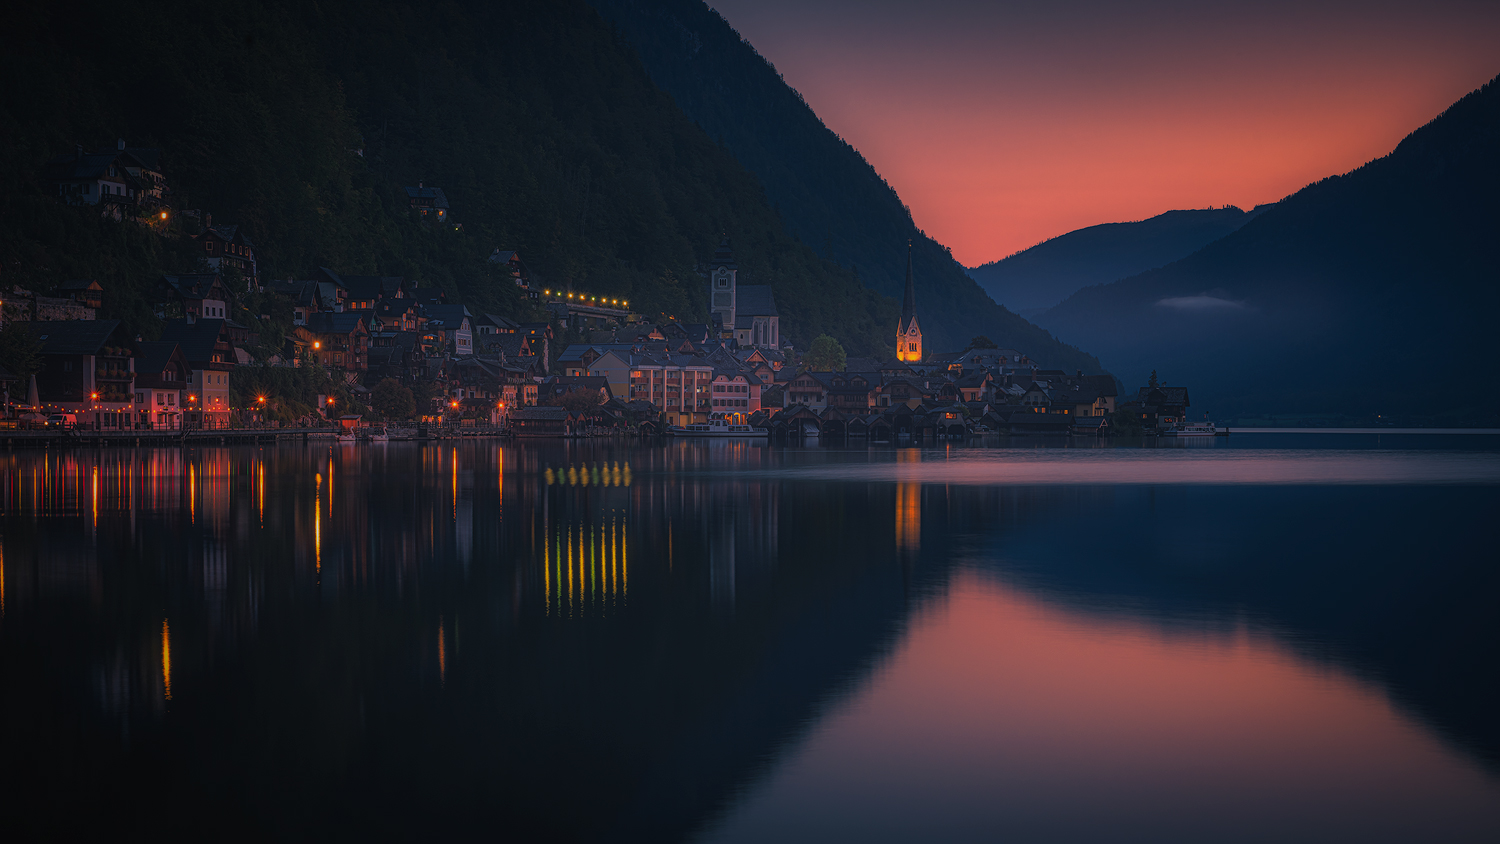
[0,441,1495,842]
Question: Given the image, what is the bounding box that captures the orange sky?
[709,1,1500,266]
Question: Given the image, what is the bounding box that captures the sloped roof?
[512,406,569,421]
[43,151,121,182]
[404,186,450,208]
[735,284,778,317]
[159,319,230,364]
[135,341,183,375]
[25,320,127,355]
[424,303,471,328]
[304,312,368,335]
[161,274,225,301]
[341,275,405,301]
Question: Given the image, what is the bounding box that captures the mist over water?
[0,437,1496,842]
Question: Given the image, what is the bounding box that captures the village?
[0,140,1195,443]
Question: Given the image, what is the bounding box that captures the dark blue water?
[1,435,1497,841]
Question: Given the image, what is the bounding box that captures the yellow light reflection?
[438,620,447,685]
[189,464,196,523]
[162,619,172,700]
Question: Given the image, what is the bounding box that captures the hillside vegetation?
[1040,75,1500,423]
[0,0,900,355]
[967,207,1265,316]
[589,0,1104,371]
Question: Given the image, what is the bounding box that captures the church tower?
[708,235,737,339]
[896,240,922,362]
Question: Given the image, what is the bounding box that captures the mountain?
[0,0,896,355]
[966,206,1266,317]
[588,0,1103,370]
[1038,75,1500,424]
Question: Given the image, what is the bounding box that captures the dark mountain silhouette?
[1039,76,1500,423]
[0,0,899,355]
[588,0,1104,369]
[967,206,1268,317]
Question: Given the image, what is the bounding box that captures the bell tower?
[896,240,922,362]
[708,235,737,337]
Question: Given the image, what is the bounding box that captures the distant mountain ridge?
[1038,75,1500,423]
[967,206,1268,317]
[589,0,1103,371]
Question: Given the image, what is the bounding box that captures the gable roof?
[25,319,127,355]
[159,319,231,364]
[135,341,185,375]
[340,275,405,302]
[404,185,450,208]
[305,312,369,335]
[735,284,778,317]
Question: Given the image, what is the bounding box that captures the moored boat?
[1161,421,1219,437]
[667,412,768,438]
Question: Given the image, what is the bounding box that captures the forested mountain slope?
[1039,76,1500,423]
[0,0,896,354]
[589,0,1102,370]
[967,206,1266,316]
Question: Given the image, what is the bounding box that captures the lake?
[1,434,1498,841]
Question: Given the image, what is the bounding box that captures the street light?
[313,341,321,349]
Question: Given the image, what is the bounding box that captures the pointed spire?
[901,239,916,328]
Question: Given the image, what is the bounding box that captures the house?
[787,371,831,410]
[423,304,473,356]
[625,354,717,426]
[58,280,104,311]
[510,405,571,437]
[489,250,538,299]
[43,144,148,220]
[192,225,259,289]
[825,372,876,412]
[709,369,762,419]
[298,312,371,375]
[157,274,232,322]
[160,319,236,426]
[474,313,520,337]
[23,319,139,429]
[338,275,407,310]
[133,341,189,430]
[406,183,450,223]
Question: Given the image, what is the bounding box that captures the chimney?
[117,138,125,151]
[418,180,423,189]
[1077,369,1083,378]
[205,212,212,229]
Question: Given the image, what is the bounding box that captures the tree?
[1148,370,1160,389]
[966,335,998,350]
[371,378,416,420]
[804,334,846,372]
[0,321,42,380]
[554,389,603,413]
[1111,406,1143,436]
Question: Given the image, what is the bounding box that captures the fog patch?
[1156,293,1245,311]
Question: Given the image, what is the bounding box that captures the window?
[205,242,212,252]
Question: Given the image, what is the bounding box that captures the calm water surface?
[1,435,1497,842]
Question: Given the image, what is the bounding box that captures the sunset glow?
[711,0,1500,264]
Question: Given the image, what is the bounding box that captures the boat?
[667,412,768,438]
[367,426,390,442]
[1161,421,1219,437]
[337,430,358,444]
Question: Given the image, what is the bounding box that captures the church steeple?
[896,239,922,362]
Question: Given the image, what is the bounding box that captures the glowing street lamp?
[313,341,321,350]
